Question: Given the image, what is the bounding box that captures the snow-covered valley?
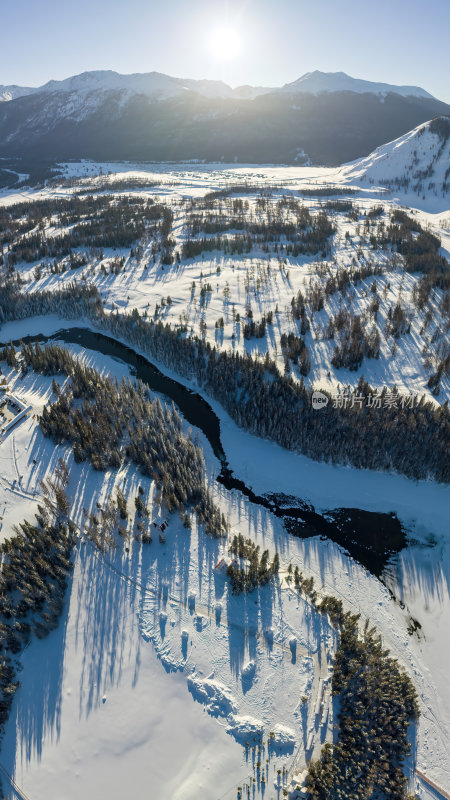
[0,123,449,800]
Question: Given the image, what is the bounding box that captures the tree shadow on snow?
[0,567,73,775]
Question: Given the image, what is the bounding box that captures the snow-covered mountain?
[0,70,448,168]
[280,70,435,99]
[0,69,437,103]
[233,84,274,99]
[0,84,38,102]
[344,116,450,196]
[40,71,237,99]
[0,71,272,103]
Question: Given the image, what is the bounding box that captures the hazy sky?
[1,0,449,102]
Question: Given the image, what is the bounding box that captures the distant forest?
[0,281,448,483]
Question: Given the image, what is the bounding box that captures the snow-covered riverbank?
[0,317,448,798]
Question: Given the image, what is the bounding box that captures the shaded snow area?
[1,543,253,800]
[137,519,322,752]
[0,346,448,798]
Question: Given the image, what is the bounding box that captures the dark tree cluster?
[324,264,385,296]
[7,342,227,536]
[0,279,103,326]
[385,303,411,339]
[428,115,450,143]
[5,195,172,265]
[305,614,419,800]
[280,332,311,375]
[226,534,279,593]
[182,233,253,259]
[284,210,335,258]
[290,289,310,334]
[286,577,420,799]
[81,488,155,551]
[182,195,335,259]
[427,352,450,395]
[291,566,317,601]
[371,209,449,287]
[330,310,381,369]
[187,214,245,236]
[324,200,355,214]
[0,195,103,247]
[0,506,75,742]
[297,187,357,197]
[73,176,163,193]
[243,316,267,340]
[412,271,450,310]
[366,205,384,219]
[201,184,277,202]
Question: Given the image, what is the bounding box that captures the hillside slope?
[344,115,450,197]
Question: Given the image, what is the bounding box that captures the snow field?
[0,362,447,797]
[0,353,336,799]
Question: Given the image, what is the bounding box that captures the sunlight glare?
[208,25,242,62]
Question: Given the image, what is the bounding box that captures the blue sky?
[1,0,449,102]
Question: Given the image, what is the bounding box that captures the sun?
[208,25,242,62]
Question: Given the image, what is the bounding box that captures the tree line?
[0,280,448,483]
[0,473,75,766]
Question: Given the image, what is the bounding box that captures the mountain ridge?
[0,71,449,171]
[0,69,438,103]
[281,70,435,99]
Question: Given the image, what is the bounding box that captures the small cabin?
[214,555,236,572]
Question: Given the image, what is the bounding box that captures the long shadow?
[0,566,73,777]
[391,536,450,616]
[0,529,151,791]
[225,580,277,680]
[75,540,142,718]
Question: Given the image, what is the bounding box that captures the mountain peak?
[281,71,435,99]
[0,83,38,102]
